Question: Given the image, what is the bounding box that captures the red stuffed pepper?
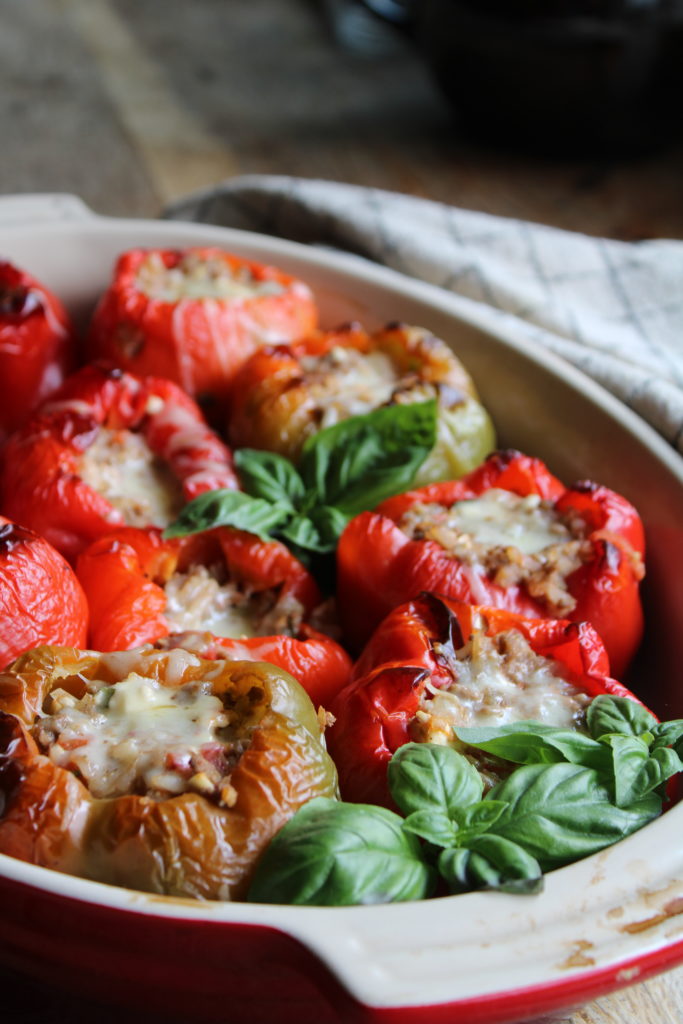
[0,645,338,899]
[86,247,318,413]
[0,261,75,441]
[227,321,495,484]
[0,363,239,561]
[336,449,645,677]
[0,516,88,668]
[328,592,648,808]
[76,525,351,709]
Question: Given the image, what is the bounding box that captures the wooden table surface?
[1,1,682,1020]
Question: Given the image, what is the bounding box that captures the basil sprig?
[164,400,437,555]
[456,695,683,808]
[247,696,681,907]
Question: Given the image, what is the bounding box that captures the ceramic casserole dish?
[0,194,682,1024]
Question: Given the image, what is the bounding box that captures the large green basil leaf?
[247,797,435,906]
[388,742,483,818]
[299,400,437,514]
[487,763,661,868]
[163,489,292,541]
[455,723,609,771]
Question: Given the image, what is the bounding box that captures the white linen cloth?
[166,174,683,456]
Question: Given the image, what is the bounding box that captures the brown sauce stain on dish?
[620,896,683,935]
[558,939,596,969]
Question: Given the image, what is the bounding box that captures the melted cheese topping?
[35,672,231,800]
[423,491,572,554]
[301,347,399,426]
[412,627,589,746]
[135,252,285,302]
[78,428,184,528]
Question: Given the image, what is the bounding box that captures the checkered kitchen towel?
[166,175,683,456]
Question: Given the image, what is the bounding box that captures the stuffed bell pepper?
[336,449,645,677]
[86,247,318,414]
[0,363,239,561]
[0,644,338,900]
[0,516,88,669]
[0,260,75,442]
[76,525,352,709]
[227,321,496,484]
[328,592,648,808]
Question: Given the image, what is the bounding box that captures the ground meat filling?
[410,624,591,786]
[399,490,592,616]
[32,671,247,804]
[77,427,185,528]
[135,251,285,302]
[164,563,306,639]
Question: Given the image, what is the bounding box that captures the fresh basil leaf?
[651,745,683,784]
[603,734,666,806]
[234,448,305,508]
[652,719,683,755]
[402,809,459,848]
[439,836,543,895]
[247,797,435,906]
[279,514,329,553]
[452,799,509,840]
[163,490,291,541]
[455,723,609,771]
[388,742,483,818]
[309,504,351,545]
[487,763,662,869]
[299,400,437,515]
[587,695,658,741]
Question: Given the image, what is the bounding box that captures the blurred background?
[2,0,683,239]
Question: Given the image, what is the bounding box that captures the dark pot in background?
[413,0,683,156]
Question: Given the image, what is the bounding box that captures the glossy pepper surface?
[0,363,239,561]
[0,261,75,441]
[227,321,495,483]
[336,449,645,677]
[86,247,318,411]
[0,517,88,669]
[328,592,648,808]
[76,525,352,708]
[0,645,338,900]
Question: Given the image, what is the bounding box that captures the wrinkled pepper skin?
[328,593,647,808]
[0,646,338,900]
[76,526,352,708]
[227,321,495,483]
[0,261,76,442]
[0,517,88,669]
[0,363,239,561]
[337,450,645,677]
[86,247,319,411]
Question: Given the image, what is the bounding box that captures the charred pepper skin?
[76,526,352,709]
[0,646,338,900]
[0,363,239,562]
[85,247,319,412]
[227,321,495,483]
[0,261,76,442]
[327,593,648,809]
[0,517,88,669]
[336,450,645,677]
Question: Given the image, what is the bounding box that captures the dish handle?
[0,193,95,229]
